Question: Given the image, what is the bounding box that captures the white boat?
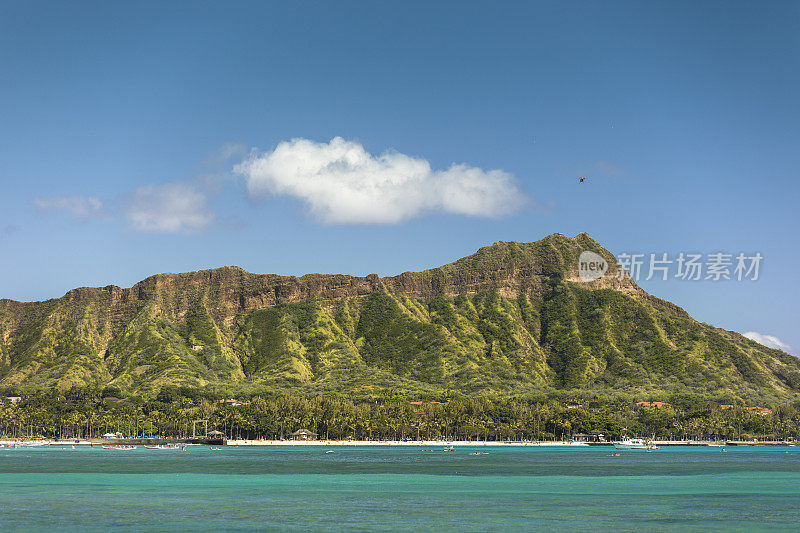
[614,437,658,450]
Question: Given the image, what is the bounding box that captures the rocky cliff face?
[1,233,798,401]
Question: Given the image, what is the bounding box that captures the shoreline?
[225,439,590,447]
[223,439,796,447]
[2,438,796,447]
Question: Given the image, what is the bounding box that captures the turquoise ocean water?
[1,445,799,531]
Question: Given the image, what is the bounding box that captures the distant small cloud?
[198,142,250,192]
[0,224,20,239]
[743,331,794,354]
[218,142,248,161]
[33,195,104,219]
[202,142,249,169]
[125,183,215,234]
[234,137,527,225]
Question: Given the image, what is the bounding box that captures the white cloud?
[743,331,794,354]
[33,195,104,219]
[126,183,215,234]
[234,137,527,224]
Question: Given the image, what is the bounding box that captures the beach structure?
[192,420,208,438]
[572,433,606,443]
[291,429,317,441]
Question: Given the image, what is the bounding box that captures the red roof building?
[635,401,671,408]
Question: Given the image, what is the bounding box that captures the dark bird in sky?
[579,176,586,183]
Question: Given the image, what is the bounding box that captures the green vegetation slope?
[1,233,797,403]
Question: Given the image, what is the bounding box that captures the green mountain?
[1,233,798,402]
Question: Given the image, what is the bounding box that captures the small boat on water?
[614,437,658,450]
[102,445,136,450]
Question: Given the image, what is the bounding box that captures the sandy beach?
[224,439,590,447]
[0,438,589,447]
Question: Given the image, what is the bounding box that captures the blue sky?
[1,1,798,354]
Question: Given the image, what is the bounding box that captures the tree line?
[2,386,799,442]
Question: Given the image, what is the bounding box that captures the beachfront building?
[291,429,317,441]
[572,433,606,443]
